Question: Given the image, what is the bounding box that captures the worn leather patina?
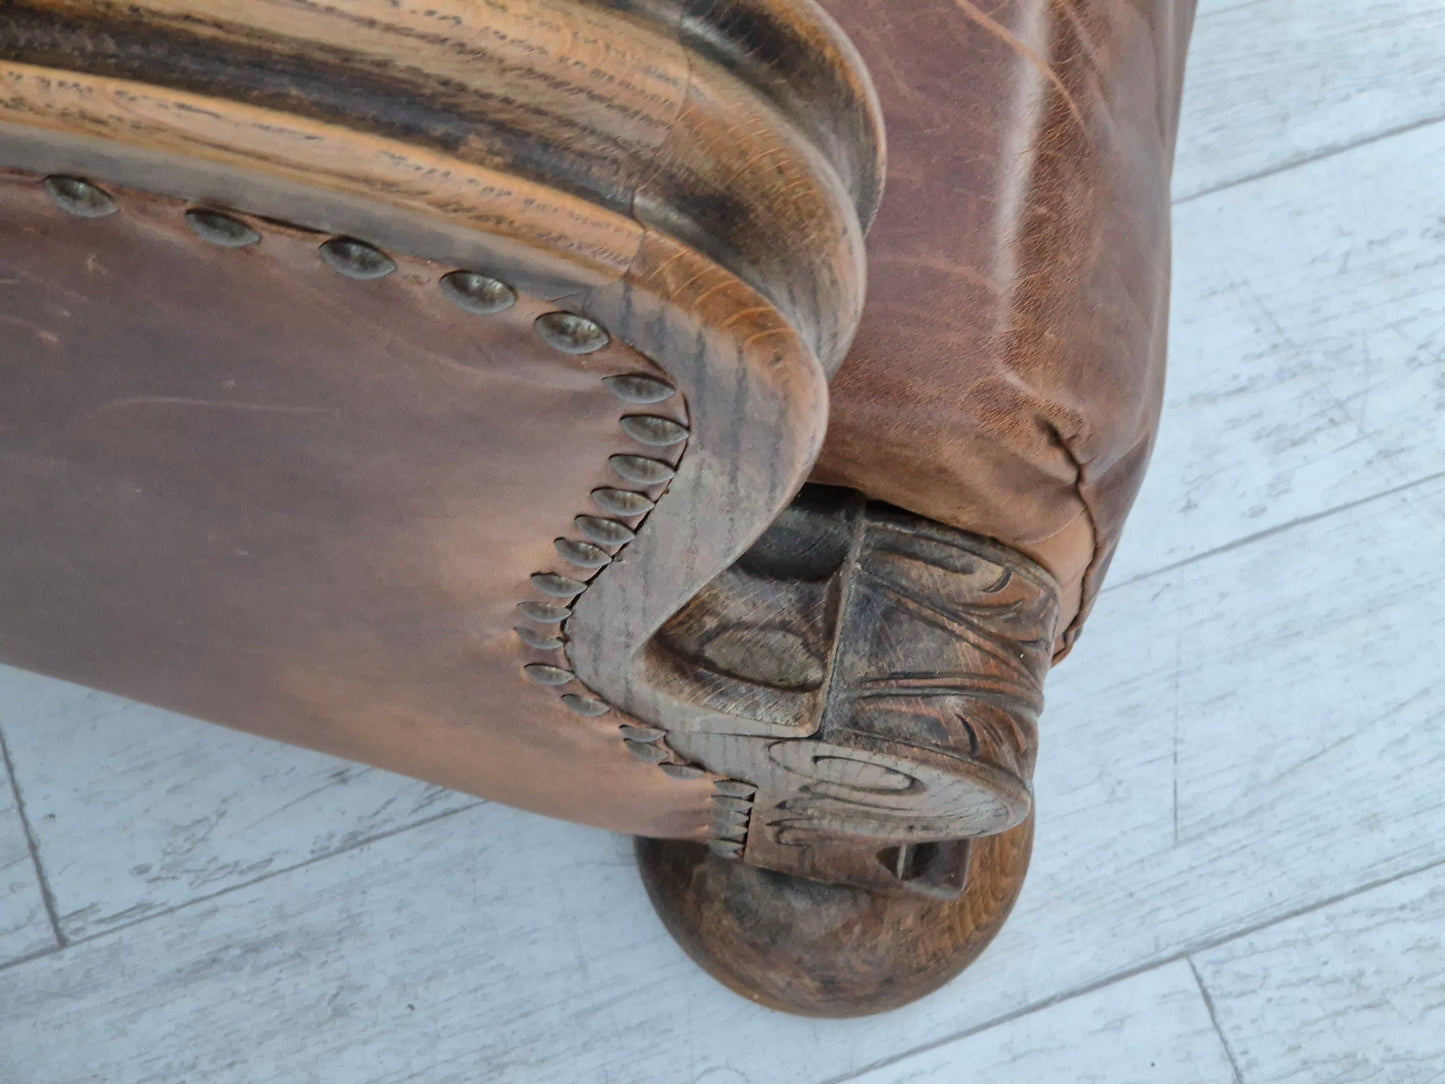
[814,0,1196,654]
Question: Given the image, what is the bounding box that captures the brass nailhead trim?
[625,740,671,763]
[554,538,612,569]
[515,626,565,651]
[619,724,666,743]
[320,237,396,280]
[44,175,118,218]
[517,601,571,624]
[603,374,676,404]
[534,311,609,354]
[620,415,689,447]
[561,694,611,717]
[591,488,656,517]
[440,270,517,314]
[574,515,636,547]
[609,455,676,486]
[185,209,261,248]
[523,663,576,687]
[531,572,588,598]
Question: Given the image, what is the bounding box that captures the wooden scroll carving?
[579,487,1061,895]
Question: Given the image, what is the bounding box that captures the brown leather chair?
[0,0,1194,1015]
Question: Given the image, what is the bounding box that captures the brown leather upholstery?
[0,0,1194,850]
[0,173,714,838]
[814,0,1196,653]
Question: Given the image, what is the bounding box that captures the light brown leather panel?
[0,171,712,838]
[814,0,1196,652]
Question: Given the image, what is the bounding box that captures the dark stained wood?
[636,815,1035,1017]
[0,1,882,843]
[0,0,876,371]
[0,0,1190,1020]
[610,487,1060,894]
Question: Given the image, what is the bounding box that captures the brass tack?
[619,724,666,743]
[603,374,675,404]
[514,626,565,651]
[591,488,655,517]
[320,237,396,280]
[555,538,612,569]
[608,455,676,487]
[517,601,571,624]
[659,763,705,780]
[709,840,743,859]
[523,663,575,686]
[44,176,117,218]
[620,415,689,447]
[440,270,517,314]
[535,312,609,354]
[185,209,260,248]
[574,515,635,547]
[561,694,611,717]
[531,572,587,598]
[625,739,671,763]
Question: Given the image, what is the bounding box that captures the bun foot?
[635,816,1034,1017]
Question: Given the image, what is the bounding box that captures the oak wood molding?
[0,0,884,836]
[0,0,878,370]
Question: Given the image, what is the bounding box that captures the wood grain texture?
[0,747,54,966]
[1110,118,1445,584]
[0,0,885,839]
[2,0,1444,1072]
[8,457,1445,1079]
[1177,0,1445,199]
[852,961,1236,1084]
[0,0,874,370]
[0,173,721,840]
[636,493,1058,896]
[0,671,475,943]
[1195,862,1445,1084]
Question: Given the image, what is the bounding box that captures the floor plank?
[0,670,477,941]
[6,473,1445,1083]
[1195,861,1445,1084]
[2,35,1439,957]
[850,962,1236,1084]
[0,753,54,966]
[4,4,1445,1078]
[1113,118,1445,583]
[1177,0,1445,200]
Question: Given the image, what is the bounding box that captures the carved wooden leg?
[632,487,1059,1014]
[636,820,1033,1017]
[0,0,1192,1018]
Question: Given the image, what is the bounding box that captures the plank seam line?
[1103,465,1445,597]
[0,797,484,974]
[824,850,1445,1084]
[1189,956,1245,1084]
[0,721,66,948]
[1173,111,1445,206]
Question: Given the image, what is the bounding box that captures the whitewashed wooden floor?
[3,2,1445,1081]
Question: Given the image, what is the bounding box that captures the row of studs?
[504,310,711,777]
[708,780,758,860]
[40,174,615,352]
[43,173,731,802]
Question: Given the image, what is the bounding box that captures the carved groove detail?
[507,347,706,777]
[644,488,1062,892]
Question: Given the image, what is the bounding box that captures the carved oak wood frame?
[0,0,900,838]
